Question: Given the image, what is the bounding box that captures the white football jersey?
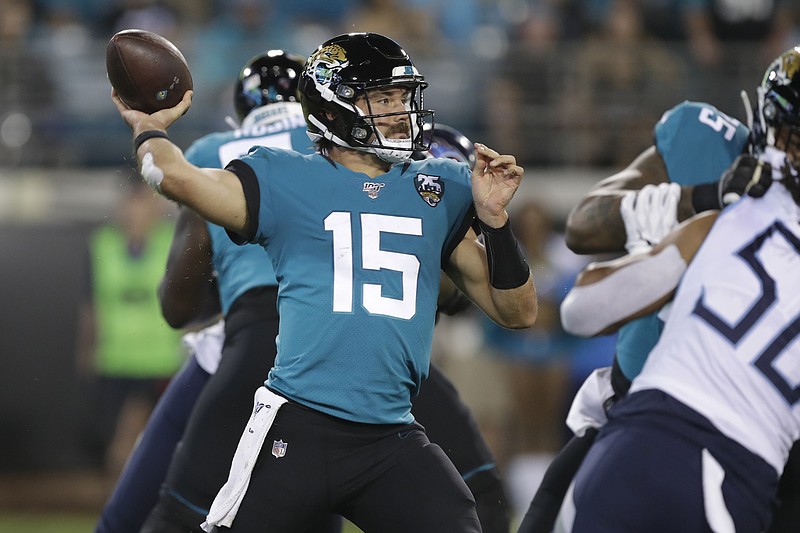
[631,184,800,474]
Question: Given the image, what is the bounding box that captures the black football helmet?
[753,46,800,154]
[234,50,305,123]
[298,32,433,163]
[413,123,477,169]
[751,45,800,202]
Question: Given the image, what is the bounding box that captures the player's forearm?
[447,232,536,329]
[562,211,717,336]
[160,250,219,328]
[567,184,696,255]
[134,137,249,235]
[565,193,628,254]
[159,213,219,328]
[481,216,536,328]
[159,277,219,328]
[561,249,682,337]
[567,146,675,254]
[488,279,538,329]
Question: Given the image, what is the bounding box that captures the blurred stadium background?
[1,0,797,530]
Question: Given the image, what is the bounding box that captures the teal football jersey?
[616,101,750,380]
[183,104,312,314]
[231,147,475,424]
[654,100,749,185]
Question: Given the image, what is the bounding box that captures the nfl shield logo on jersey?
[363,181,385,199]
[415,173,444,207]
[272,439,288,458]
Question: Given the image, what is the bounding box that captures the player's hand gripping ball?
[106,29,193,114]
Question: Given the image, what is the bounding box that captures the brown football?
[106,29,193,114]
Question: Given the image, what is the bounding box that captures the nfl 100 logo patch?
[363,181,385,199]
[272,439,288,458]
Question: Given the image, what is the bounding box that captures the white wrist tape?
[560,244,686,337]
[140,152,165,192]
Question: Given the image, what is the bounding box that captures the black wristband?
[134,130,170,152]
[479,218,530,290]
[691,182,722,213]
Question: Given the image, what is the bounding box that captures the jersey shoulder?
[654,100,750,186]
[408,157,472,185]
[185,131,236,167]
[242,144,313,162]
[186,121,314,169]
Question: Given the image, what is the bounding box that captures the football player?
[102,45,514,533]
[519,46,800,533]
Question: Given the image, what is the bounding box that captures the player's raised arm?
[158,206,220,329]
[112,90,250,237]
[566,101,752,256]
[564,147,672,254]
[560,210,719,337]
[445,143,537,329]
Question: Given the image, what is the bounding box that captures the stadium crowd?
[1,0,799,168]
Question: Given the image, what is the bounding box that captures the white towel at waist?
[182,320,225,375]
[566,366,615,437]
[201,386,288,530]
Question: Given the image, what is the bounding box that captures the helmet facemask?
[352,83,430,162]
[307,78,431,163]
[753,48,800,174]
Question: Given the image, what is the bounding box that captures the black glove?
[693,155,774,213]
[718,154,772,205]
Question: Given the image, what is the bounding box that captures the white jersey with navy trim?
[231,149,475,425]
[631,184,800,474]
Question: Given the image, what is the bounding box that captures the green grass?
[0,512,365,533]
[0,513,98,533]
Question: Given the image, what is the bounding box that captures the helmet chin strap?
[307,114,351,148]
[371,112,422,163]
[307,113,414,163]
[371,128,414,163]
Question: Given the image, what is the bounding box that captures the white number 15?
[324,212,422,320]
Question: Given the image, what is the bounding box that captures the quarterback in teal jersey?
[102,50,510,533]
[113,32,536,533]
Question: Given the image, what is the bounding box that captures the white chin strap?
[361,106,418,163]
[307,114,415,163]
[371,129,414,163]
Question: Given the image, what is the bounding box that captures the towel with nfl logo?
[201,386,288,530]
